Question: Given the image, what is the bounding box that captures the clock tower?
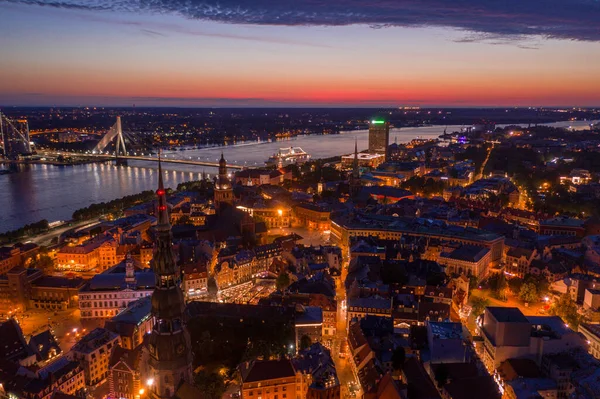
[142,159,193,399]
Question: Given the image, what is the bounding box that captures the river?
[0,120,597,233]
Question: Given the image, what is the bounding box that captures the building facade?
[108,346,143,399]
[368,120,390,158]
[78,257,154,321]
[293,204,331,231]
[69,327,121,386]
[241,359,299,399]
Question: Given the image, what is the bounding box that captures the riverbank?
[1,157,112,167]
[1,119,597,234]
[0,217,100,247]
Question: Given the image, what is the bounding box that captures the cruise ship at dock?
[265,147,311,167]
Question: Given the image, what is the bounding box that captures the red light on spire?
[158,205,167,211]
[157,189,165,196]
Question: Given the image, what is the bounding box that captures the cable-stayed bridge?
[44,116,245,169]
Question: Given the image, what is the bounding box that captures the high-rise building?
[214,153,234,212]
[141,159,193,399]
[368,120,390,159]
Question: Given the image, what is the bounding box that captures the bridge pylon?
[114,116,128,166]
[1,112,32,160]
[93,116,129,165]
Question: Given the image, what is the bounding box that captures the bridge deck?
[41,152,245,169]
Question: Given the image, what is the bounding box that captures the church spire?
[156,153,170,229]
[349,137,361,197]
[143,158,193,399]
[214,152,233,212]
[352,137,359,179]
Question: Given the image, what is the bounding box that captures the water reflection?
[0,120,597,233]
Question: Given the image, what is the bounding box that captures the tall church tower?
[349,138,362,197]
[142,159,193,399]
[214,153,233,212]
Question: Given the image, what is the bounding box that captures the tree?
[193,370,227,399]
[468,275,479,293]
[433,363,449,387]
[519,282,538,303]
[524,274,549,298]
[426,272,447,287]
[488,273,508,301]
[391,347,406,371]
[508,278,523,295]
[207,277,219,300]
[551,293,582,329]
[276,272,290,291]
[470,296,490,317]
[28,254,55,273]
[300,335,312,351]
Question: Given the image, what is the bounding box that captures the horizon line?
[1,104,599,110]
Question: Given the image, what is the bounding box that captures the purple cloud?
[4,0,600,41]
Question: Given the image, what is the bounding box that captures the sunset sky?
[1,0,599,107]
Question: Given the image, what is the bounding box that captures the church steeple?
[352,137,359,179]
[218,152,227,179]
[156,155,170,229]
[142,158,193,399]
[214,152,233,212]
[349,137,361,197]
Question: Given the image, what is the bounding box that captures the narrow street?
[476,142,495,180]
[332,258,361,399]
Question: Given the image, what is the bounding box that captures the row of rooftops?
[440,244,490,263]
[235,168,286,179]
[497,350,600,398]
[70,327,119,354]
[241,343,339,390]
[80,261,154,292]
[0,319,62,364]
[59,234,116,254]
[218,241,283,259]
[0,357,82,398]
[105,296,152,336]
[539,216,586,228]
[0,242,39,259]
[0,266,85,290]
[333,213,503,243]
[486,306,582,340]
